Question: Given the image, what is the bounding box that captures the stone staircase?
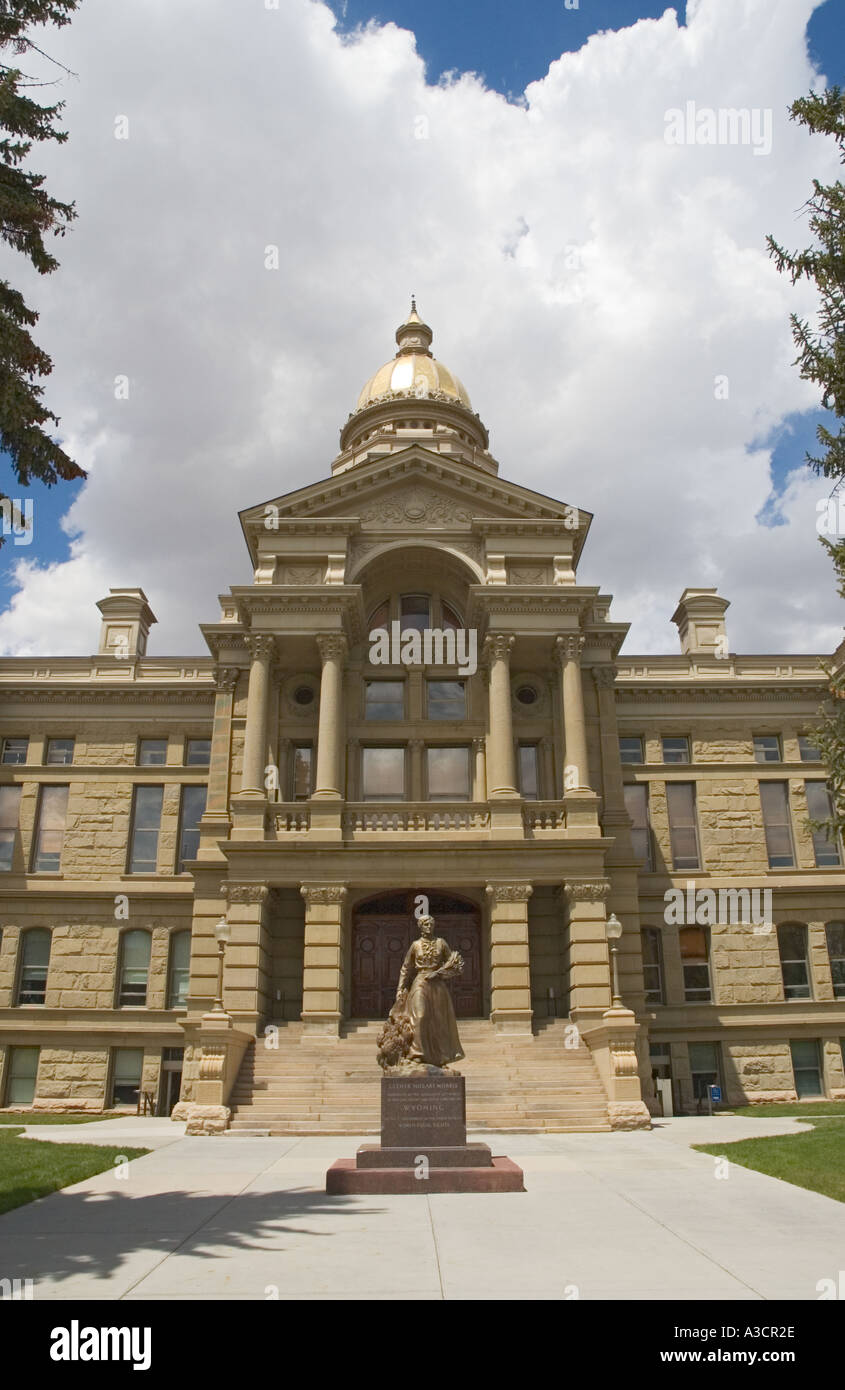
[227,1018,611,1134]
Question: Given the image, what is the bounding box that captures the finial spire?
[395,298,432,357]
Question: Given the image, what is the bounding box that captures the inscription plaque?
[381,1074,466,1149]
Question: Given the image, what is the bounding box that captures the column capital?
[408,738,424,751]
[316,633,348,664]
[483,633,515,664]
[555,633,585,665]
[591,664,618,689]
[301,884,348,906]
[222,882,270,906]
[486,882,533,905]
[472,735,486,752]
[215,665,240,692]
[563,879,610,905]
[244,634,276,663]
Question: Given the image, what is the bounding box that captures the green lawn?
[0,1111,126,1126]
[0,1128,149,1215]
[695,1118,845,1204]
[728,1101,845,1118]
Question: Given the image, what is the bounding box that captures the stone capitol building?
[1,304,843,1133]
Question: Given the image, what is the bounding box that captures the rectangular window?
[825,923,845,1000]
[426,746,471,801]
[128,785,163,873]
[754,734,782,763]
[17,930,51,1005]
[400,594,430,633]
[177,784,207,871]
[666,782,701,871]
[31,784,69,873]
[138,738,167,766]
[0,784,21,872]
[680,926,711,1002]
[111,1047,144,1108]
[798,735,821,762]
[518,743,540,800]
[118,930,151,1007]
[662,736,690,764]
[45,737,75,765]
[184,738,211,766]
[291,745,312,800]
[777,923,811,1000]
[365,681,405,721]
[1,737,28,765]
[688,1041,721,1102]
[426,680,466,720]
[760,781,795,868]
[362,746,405,801]
[167,932,191,1009]
[619,736,644,765]
[804,782,842,867]
[624,783,653,871]
[790,1039,823,1099]
[641,928,664,1004]
[5,1045,39,1106]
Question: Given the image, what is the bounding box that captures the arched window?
[118,929,151,1007]
[17,928,51,1005]
[825,922,845,999]
[167,931,191,1009]
[777,922,811,1000]
[368,599,390,631]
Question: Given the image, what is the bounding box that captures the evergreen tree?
[767,87,845,839]
[0,0,85,536]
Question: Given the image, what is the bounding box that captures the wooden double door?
[350,890,483,1019]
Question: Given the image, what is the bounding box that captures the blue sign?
[709,1085,722,1102]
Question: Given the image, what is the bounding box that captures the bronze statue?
[377,913,465,1072]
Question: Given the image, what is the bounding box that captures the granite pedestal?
[325,1073,525,1194]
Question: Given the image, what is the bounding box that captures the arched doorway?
[350,889,482,1019]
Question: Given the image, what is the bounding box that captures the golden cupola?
[334,301,495,475]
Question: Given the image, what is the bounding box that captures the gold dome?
[355,301,472,412]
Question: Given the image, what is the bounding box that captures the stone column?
[240,636,275,795]
[472,737,487,801]
[555,634,590,791]
[486,882,533,1034]
[301,885,347,1037]
[313,635,347,799]
[198,667,238,858]
[408,738,424,801]
[563,879,612,1017]
[483,634,518,797]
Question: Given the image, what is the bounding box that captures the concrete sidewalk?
[1,1116,842,1300]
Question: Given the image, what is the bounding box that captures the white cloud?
[0,0,839,656]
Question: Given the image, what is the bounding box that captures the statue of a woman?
[377,914,465,1071]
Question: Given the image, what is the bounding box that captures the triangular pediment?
[240,446,589,537]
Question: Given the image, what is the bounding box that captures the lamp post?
[212,915,231,1014]
[606,912,623,1007]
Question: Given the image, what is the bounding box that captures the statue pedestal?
[325,1073,524,1194]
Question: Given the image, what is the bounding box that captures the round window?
[293,686,315,706]
[516,685,538,706]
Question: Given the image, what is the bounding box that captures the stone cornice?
[0,687,215,706]
[615,684,826,704]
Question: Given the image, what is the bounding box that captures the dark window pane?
[754,735,782,763]
[1,738,28,765]
[111,1047,143,1107]
[167,931,191,1009]
[368,600,389,630]
[185,739,211,766]
[805,782,842,866]
[17,928,51,1005]
[641,928,663,1004]
[6,1046,39,1104]
[624,784,653,870]
[662,737,690,763]
[291,745,312,800]
[0,784,21,871]
[798,736,821,762]
[777,923,810,1000]
[400,594,430,632]
[826,924,845,1000]
[790,1040,822,1098]
[365,681,404,720]
[138,739,167,766]
[119,930,151,1006]
[442,603,462,631]
[619,737,643,765]
[427,680,466,720]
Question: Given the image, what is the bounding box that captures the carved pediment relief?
[354,484,498,528]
